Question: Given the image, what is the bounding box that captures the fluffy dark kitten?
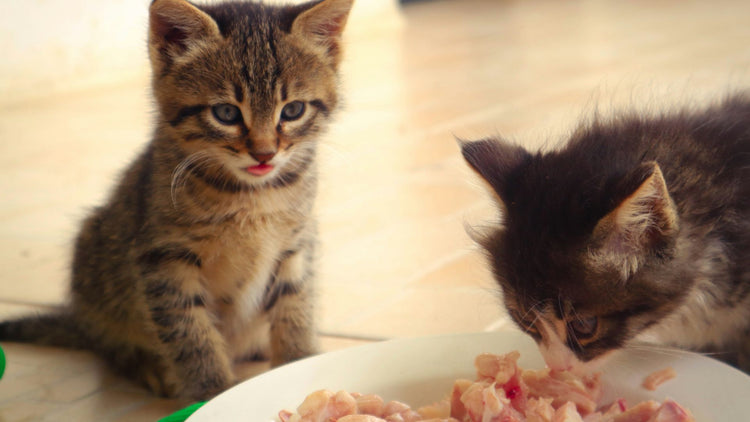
[0,0,352,400]
[461,94,750,374]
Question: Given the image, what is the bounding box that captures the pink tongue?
[246,163,274,176]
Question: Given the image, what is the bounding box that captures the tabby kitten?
[0,0,353,400]
[461,94,750,374]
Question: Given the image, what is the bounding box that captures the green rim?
[0,344,5,379]
[157,401,206,422]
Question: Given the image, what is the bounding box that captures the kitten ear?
[290,0,354,65]
[148,0,221,68]
[460,138,531,205]
[590,162,679,279]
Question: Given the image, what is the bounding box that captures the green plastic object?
[158,401,206,422]
[0,344,5,379]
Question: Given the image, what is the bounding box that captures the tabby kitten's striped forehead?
[148,0,351,191]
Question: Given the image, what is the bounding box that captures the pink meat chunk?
[522,369,600,415]
[642,368,677,391]
[525,397,555,422]
[338,416,388,422]
[278,351,695,422]
[552,402,584,422]
[357,394,386,417]
[647,400,695,422]
[611,400,660,422]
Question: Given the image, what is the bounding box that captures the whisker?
[171,150,217,206]
[518,300,546,335]
[567,303,582,346]
[624,342,726,359]
[316,139,347,164]
[523,299,546,322]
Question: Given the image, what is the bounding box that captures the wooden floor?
[2,0,750,420]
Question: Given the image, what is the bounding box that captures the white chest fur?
[197,215,295,358]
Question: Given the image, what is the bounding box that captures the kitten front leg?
[140,252,234,400]
[265,241,319,366]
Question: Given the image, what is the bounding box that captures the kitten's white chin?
[539,340,579,372]
[537,333,611,375]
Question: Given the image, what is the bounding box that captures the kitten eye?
[280,101,306,121]
[568,316,599,340]
[211,104,242,125]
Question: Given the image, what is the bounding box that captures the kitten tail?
[0,312,87,349]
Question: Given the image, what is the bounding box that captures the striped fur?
[0,0,353,400]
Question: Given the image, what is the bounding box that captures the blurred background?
[0,0,401,103]
[1,0,749,420]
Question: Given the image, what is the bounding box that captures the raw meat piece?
[642,368,676,391]
[553,402,584,422]
[338,416,387,422]
[647,400,694,422]
[523,369,599,415]
[526,397,555,422]
[357,394,385,417]
[278,351,694,422]
[417,399,451,418]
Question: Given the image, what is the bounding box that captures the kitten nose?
[250,151,276,163]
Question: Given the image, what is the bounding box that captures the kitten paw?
[181,371,234,401]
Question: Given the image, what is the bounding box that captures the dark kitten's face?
[148,0,351,191]
[462,138,684,372]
